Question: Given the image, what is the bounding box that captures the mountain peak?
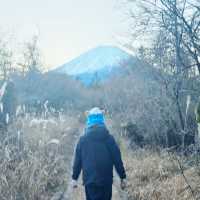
[53,45,133,85]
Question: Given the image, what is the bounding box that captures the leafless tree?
[0,39,13,80]
[125,0,200,148]
[18,35,42,76]
[128,0,200,73]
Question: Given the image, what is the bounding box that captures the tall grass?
[0,114,80,200]
[121,139,200,200]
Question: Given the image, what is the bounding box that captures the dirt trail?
[59,125,127,200]
[63,176,126,200]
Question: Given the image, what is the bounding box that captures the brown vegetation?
[121,139,200,200]
[0,115,81,200]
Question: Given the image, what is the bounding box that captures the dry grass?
[121,140,200,200]
[0,114,81,200]
[1,115,200,200]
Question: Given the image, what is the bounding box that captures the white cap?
[88,107,104,115]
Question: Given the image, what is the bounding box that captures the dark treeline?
[8,56,200,150]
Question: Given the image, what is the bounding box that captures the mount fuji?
[53,46,134,85]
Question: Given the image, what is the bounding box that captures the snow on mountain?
[53,45,133,85]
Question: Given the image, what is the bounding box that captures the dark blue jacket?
[72,125,126,186]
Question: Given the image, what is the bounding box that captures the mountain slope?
[53,46,133,85]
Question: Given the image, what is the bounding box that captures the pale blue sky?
[0,0,129,68]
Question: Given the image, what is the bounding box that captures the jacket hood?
[85,124,109,141]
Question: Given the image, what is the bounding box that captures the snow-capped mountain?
[53,46,133,85]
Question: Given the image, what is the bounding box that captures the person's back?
[72,107,126,200]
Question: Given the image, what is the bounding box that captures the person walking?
[71,107,126,200]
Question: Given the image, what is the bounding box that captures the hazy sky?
[0,0,129,68]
